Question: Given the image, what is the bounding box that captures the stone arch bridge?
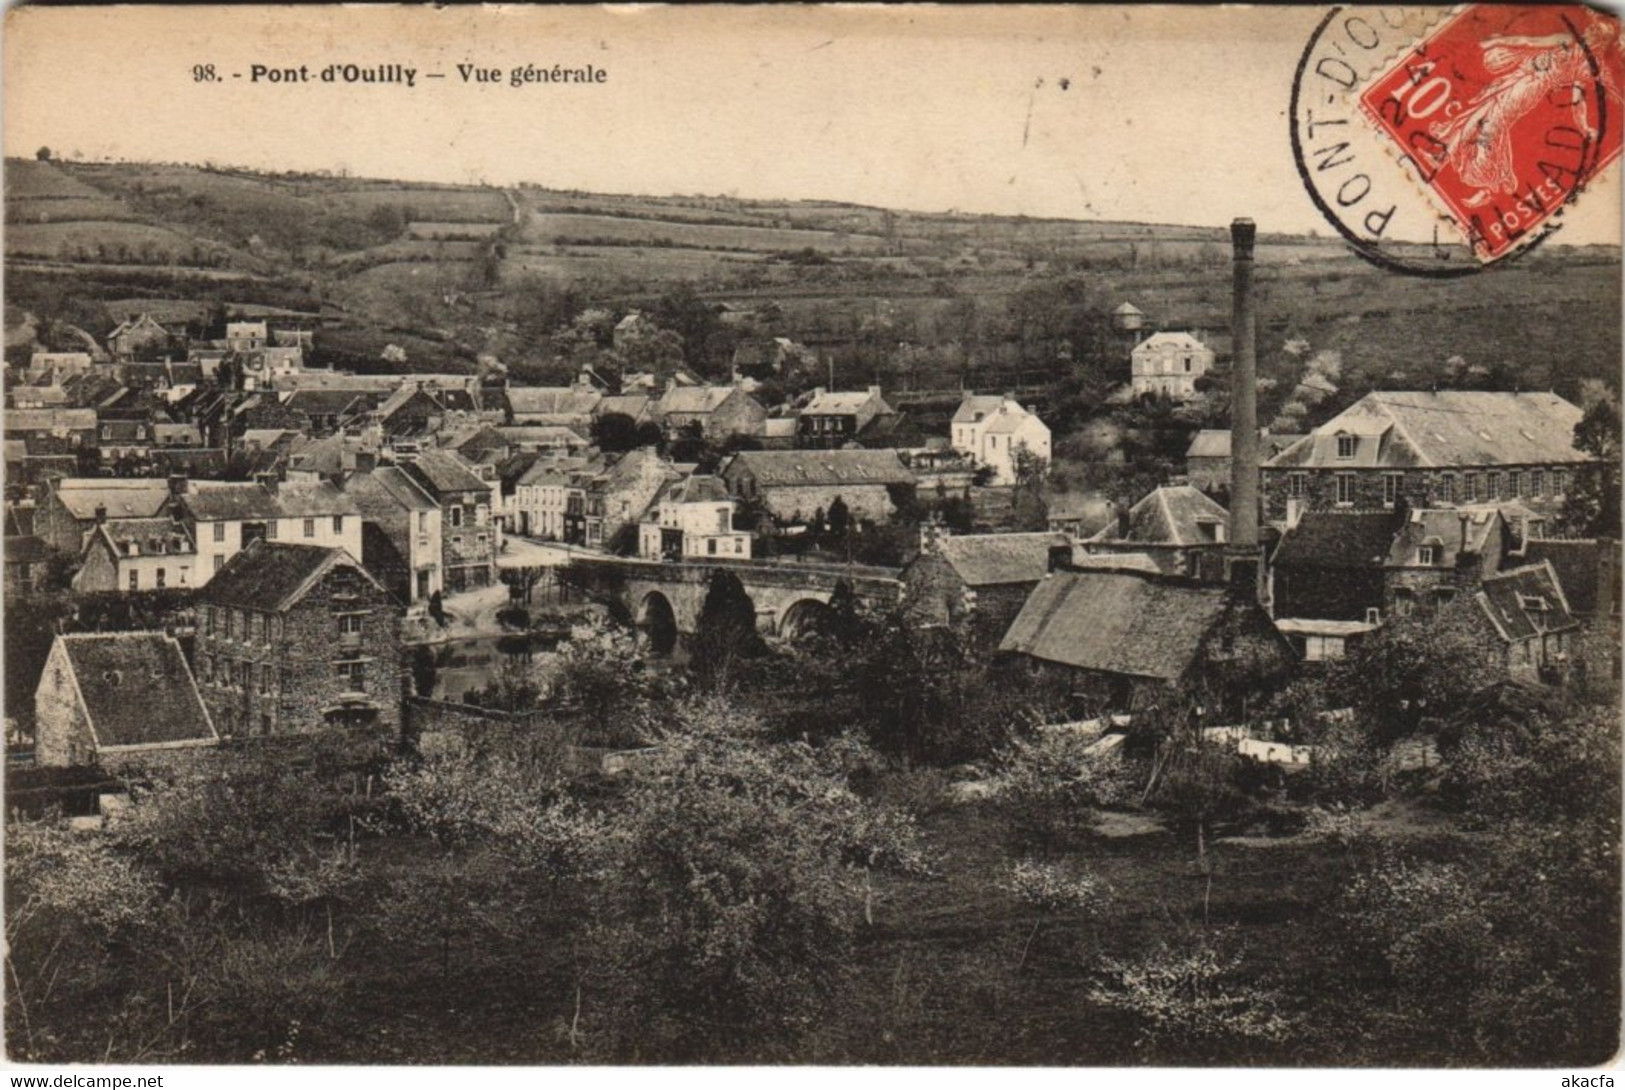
[564,555,903,651]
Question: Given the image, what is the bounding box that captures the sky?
[3,4,1620,244]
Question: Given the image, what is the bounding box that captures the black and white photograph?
[2,2,1622,1075]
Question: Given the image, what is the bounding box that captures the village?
[5,206,1621,1065]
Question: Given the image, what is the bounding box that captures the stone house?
[107,314,183,361]
[1082,485,1231,577]
[1522,537,1622,683]
[72,517,198,593]
[999,569,1293,716]
[796,386,894,450]
[581,448,678,551]
[1440,561,1580,685]
[33,478,176,555]
[513,456,595,541]
[719,449,916,527]
[225,320,269,352]
[1263,391,1592,525]
[399,450,499,591]
[195,541,404,739]
[1383,507,1508,620]
[1184,429,1306,492]
[1131,332,1215,400]
[902,530,1070,650]
[341,466,444,605]
[34,633,218,768]
[5,534,54,595]
[654,383,768,442]
[639,475,752,561]
[504,387,602,433]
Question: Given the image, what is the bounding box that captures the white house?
[950,395,1051,486]
[182,480,363,584]
[639,475,752,561]
[1131,331,1214,399]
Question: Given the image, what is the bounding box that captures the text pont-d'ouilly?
[208,63,609,87]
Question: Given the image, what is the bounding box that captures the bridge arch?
[636,590,680,655]
[776,596,836,643]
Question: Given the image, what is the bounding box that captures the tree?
[574,702,926,1059]
[1327,609,1501,743]
[1565,394,1621,537]
[410,644,439,698]
[590,411,640,453]
[35,146,51,161]
[689,570,763,689]
[826,495,850,538]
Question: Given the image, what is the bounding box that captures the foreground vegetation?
[6,586,1618,1065]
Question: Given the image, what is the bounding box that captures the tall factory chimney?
[1227,218,1263,599]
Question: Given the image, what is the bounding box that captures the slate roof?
[272,481,362,518]
[663,475,732,505]
[1134,332,1209,353]
[199,540,382,612]
[505,387,601,418]
[181,482,281,521]
[284,389,378,419]
[55,633,217,749]
[1268,391,1589,470]
[5,408,97,432]
[952,395,1005,425]
[723,449,915,487]
[51,479,173,521]
[495,425,587,449]
[999,570,1233,682]
[1522,538,1617,617]
[1272,511,1398,570]
[1186,429,1306,460]
[1093,486,1228,547]
[94,517,196,556]
[657,386,737,416]
[936,532,1068,587]
[401,449,489,495]
[1385,508,1501,568]
[596,394,651,420]
[1475,562,1578,642]
[803,389,888,415]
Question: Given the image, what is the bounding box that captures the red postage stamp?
[1359,4,1624,262]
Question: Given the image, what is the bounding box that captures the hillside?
[4,156,1620,419]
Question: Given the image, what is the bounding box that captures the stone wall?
[1263,465,1587,522]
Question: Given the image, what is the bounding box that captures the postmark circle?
[1290,4,1622,277]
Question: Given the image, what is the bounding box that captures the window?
[333,515,344,533]
[1382,473,1402,506]
[339,614,363,636]
[450,506,463,528]
[267,520,278,540]
[708,538,717,555]
[337,661,366,692]
[1486,473,1501,501]
[1289,473,1307,498]
[1439,473,1455,503]
[419,511,429,532]
[205,606,216,635]
[1365,607,1383,624]
[1418,545,1437,566]
[213,522,226,543]
[1508,470,1522,498]
[155,568,166,589]
[1335,474,1356,505]
[1304,635,1345,662]
[128,569,139,591]
[303,518,316,538]
[259,664,272,694]
[1531,469,1545,497]
[1336,434,1356,459]
[213,555,224,574]
[1554,469,1568,495]
[1463,473,1479,502]
[202,656,213,684]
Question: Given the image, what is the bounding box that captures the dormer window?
[1336,434,1356,459]
[1418,545,1437,566]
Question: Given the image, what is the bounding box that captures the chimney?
[868,384,882,398]
[94,503,107,525]
[812,386,826,398]
[1226,218,1263,600]
[167,474,187,497]
[1458,511,1470,558]
[1116,502,1130,540]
